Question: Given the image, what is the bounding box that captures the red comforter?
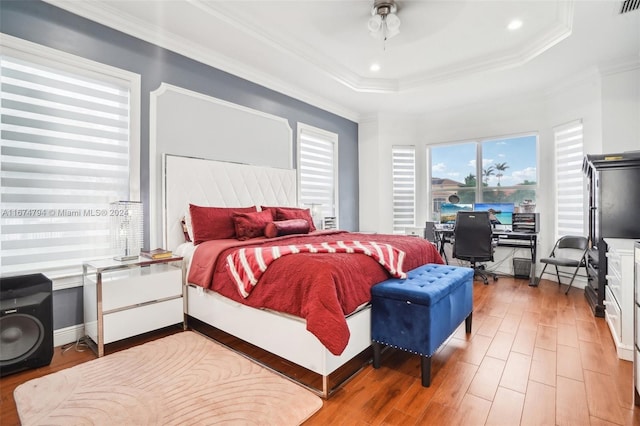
[188,230,444,355]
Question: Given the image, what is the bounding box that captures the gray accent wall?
[1,1,359,331]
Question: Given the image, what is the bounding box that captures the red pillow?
[261,206,317,232]
[275,207,317,232]
[264,219,310,238]
[233,209,273,240]
[189,204,257,244]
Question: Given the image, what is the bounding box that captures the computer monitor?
[440,203,473,224]
[473,202,515,225]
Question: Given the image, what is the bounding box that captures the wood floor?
[2,277,639,425]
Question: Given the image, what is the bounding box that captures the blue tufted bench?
[371,263,474,387]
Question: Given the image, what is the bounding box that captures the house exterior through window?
[428,134,538,222]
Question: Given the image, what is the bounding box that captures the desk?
[435,228,538,286]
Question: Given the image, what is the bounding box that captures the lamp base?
[114,254,138,261]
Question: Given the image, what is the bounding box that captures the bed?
[162,154,443,397]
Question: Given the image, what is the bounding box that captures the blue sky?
[431,135,537,186]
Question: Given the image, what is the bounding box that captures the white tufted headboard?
[162,154,297,251]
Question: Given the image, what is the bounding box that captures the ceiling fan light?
[385,13,401,31]
[368,1,401,41]
[368,14,383,33]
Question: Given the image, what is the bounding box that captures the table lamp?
[110,201,143,261]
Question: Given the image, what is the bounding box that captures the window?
[1,36,140,278]
[431,142,477,212]
[297,123,338,228]
[428,134,538,221]
[392,146,416,233]
[554,120,584,238]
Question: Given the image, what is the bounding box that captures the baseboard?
[54,324,85,348]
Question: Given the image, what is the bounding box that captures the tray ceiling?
[45,1,640,120]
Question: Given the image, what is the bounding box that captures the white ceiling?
[47,0,640,121]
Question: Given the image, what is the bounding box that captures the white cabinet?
[634,242,640,406]
[83,256,184,356]
[604,238,634,361]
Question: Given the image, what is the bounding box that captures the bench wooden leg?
[421,356,432,387]
[465,312,473,334]
[372,342,382,369]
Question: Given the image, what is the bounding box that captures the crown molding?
[401,1,574,90]
[43,0,360,122]
[598,55,640,76]
[45,0,576,98]
[542,65,601,99]
[195,0,575,94]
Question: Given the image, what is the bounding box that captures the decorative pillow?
[275,207,317,232]
[264,219,310,238]
[232,209,273,241]
[261,206,316,232]
[189,204,257,244]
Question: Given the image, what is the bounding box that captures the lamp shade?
[368,1,401,41]
[110,201,143,261]
[368,14,383,33]
[385,13,401,34]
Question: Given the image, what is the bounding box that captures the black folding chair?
[536,235,588,294]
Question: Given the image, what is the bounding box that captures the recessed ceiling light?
[370,63,381,72]
[508,19,523,31]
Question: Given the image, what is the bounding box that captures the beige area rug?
[14,331,322,425]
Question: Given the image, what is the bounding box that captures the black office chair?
[452,211,498,285]
[424,221,437,242]
[536,235,588,294]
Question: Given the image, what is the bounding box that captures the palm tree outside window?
[494,162,510,186]
[429,134,537,221]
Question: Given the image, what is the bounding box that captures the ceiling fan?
[368,0,401,41]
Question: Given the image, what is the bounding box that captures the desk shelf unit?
[435,228,537,285]
[83,256,184,356]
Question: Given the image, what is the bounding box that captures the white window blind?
[297,123,338,227]
[1,54,132,277]
[554,120,584,238]
[392,146,416,234]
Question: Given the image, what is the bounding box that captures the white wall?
[358,118,383,233]
[601,66,640,153]
[358,61,639,281]
[359,114,422,234]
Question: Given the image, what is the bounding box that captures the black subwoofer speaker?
[0,273,53,377]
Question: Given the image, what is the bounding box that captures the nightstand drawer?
[92,264,182,312]
[103,297,183,344]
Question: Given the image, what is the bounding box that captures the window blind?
[554,120,584,238]
[392,146,416,234]
[1,55,131,276]
[297,124,338,225]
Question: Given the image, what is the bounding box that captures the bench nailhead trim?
[373,339,447,358]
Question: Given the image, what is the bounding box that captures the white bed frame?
[162,154,371,397]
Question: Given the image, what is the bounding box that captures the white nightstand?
[82,256,184,356]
